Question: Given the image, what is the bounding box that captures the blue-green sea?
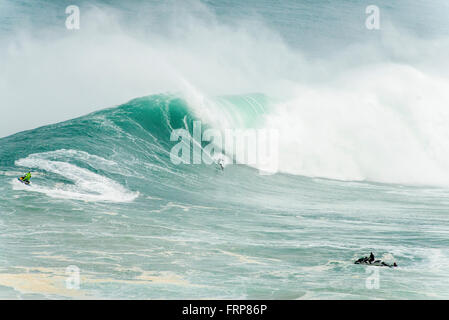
[1,0,449,299]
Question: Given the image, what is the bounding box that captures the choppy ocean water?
[1,1,449,299]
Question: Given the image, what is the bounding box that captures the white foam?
[14,151,138,202]
[259,64,449,186]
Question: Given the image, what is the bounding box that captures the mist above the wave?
[0,0,304,137]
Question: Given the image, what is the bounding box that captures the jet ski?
[355,253,397,267]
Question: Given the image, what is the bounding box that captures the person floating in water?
[355,252,397,268]
[20,171,32,184]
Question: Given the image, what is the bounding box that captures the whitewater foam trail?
[14,151,138,203]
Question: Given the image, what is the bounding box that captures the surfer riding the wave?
[19,171,31,184]
[218,158,225,171]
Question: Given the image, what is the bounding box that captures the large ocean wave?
[2,87,449,199]
[1,1,449,186]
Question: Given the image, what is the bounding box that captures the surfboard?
[17,177,30,186]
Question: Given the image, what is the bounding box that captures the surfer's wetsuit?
[21,172,31,183]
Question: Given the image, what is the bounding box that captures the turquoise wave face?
[1,93,449,299]
[0,93,275,205]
